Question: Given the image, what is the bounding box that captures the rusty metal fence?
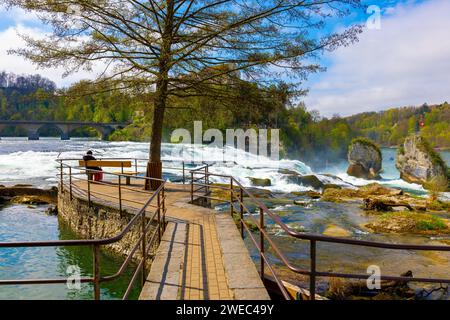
[0,161,168,300]
[189,167,450,300]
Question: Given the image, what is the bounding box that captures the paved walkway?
[71,179,268,300]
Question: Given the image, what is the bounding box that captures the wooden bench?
[78,160,138,185]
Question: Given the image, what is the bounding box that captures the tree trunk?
[145,0,174,191]
[145,81,167,190]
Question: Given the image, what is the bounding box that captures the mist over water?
[0,137,448,196]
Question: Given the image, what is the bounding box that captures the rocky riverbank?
[211,179,450,237]
[0,185,58,213]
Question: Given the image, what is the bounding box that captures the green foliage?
[416,217,447,231]
[1,69,450,168]
[380,211,448,232]
[427,200,450,212]
[347,103,450,149]
[0,72,137,137]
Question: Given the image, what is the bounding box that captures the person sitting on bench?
[83,150,103,181]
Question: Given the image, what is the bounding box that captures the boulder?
[321,183,404,202]
[322,224,351,237]
[347,138,382,180]
[0,186,57,204]
[46,206,58,216]
[291,190,322,199]
[363,198,413,212]
[293,200,311,206]
[278,169,300,176]
[11,195,49,205]
[247,177,271,187]
[287,174,324,190]
[396,135,449,189]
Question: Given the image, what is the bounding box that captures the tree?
[3,0,363,189]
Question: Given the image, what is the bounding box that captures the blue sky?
[0,0,449,117]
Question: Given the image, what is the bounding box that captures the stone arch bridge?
[0,120,129,140]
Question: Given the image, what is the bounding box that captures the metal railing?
[0,162,167,300]
[190,167,450,300]
[55,157,212,185]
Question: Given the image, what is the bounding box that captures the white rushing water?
[0,137,449,199]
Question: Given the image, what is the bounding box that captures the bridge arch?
[68,124,107,140]
[0,121,128,140]
[36,123,68,140]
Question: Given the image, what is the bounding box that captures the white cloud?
[0,7,40,24]
[0,24,102,87]
[304,0,450,117]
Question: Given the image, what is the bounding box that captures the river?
[0,138,449,299]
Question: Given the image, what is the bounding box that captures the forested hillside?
[346,103,450,149]
[1,71,448,165]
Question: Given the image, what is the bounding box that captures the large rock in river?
[347,138,382,180]
[247,177,271,187]
[396,135,449,188]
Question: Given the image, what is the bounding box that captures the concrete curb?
[215,213,270,300]
[139,221,187,300]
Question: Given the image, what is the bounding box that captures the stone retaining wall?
[57,190,152,259]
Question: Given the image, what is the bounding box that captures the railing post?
[206,165,210,195]
[118,175,122,214]
[93,244,101,300]
[182,162,185,185]
[230,178,234,217]
[157,192,161,243]
[60,162,64,194]
[204,165,208,197]
[135,159,138,175]
[69,166,73,200]
[87,172,91,207]
[260,207,265,280]
[240,187,244,239]
[190,171,194,203]
[310,240,316,301]
[141,210,147,286]
[162,186,166,230]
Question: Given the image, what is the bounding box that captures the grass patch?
[379,211,448,232]
[427,200,450,211]
[416,218,447,231]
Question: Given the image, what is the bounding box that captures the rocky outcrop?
[396,135,449,189]
[248,177,271,187]
[322,183,403,202]
[322,224,351,237]
[347,138,382,180]
[0,186,58,204]
[365,212,450,235]
[11,195,50,205]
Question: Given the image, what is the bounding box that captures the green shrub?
[416,217,447,231]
